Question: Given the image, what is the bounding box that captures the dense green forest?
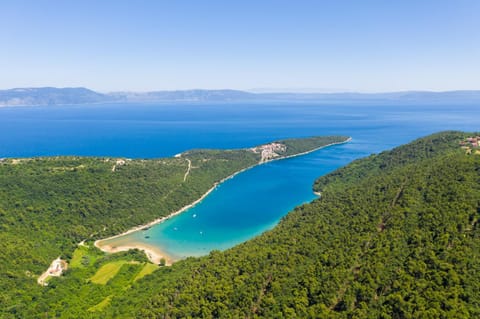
[37,130,478,319]
[0,136,346,318]
[95,131,478,319]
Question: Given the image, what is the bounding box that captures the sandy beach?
[95,137,352,264]
[98,242,171,265]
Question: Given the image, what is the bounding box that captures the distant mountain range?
[0,87,110,106]
[1,87,480,106]
[108,89,257,103]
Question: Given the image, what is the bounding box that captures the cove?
[99,142,355,261]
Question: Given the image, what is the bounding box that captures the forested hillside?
[3,132,479,318]
[0,136,346,318]
[91,131,479,318]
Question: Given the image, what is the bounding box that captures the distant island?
[2,86,480,106]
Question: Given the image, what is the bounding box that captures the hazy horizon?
[2,1,479,92]
[3,86,480,95]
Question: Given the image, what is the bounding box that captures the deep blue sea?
[1,102,479,259]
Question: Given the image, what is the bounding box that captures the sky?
[1,0,479,92]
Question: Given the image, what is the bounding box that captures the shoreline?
[97,242,171,265]
[95,137,352,264]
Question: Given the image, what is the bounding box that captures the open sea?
[1,102,479,259]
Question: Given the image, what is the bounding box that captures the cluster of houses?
[111,158,129,172]
[460,136,480,155]
[251,142,287,163]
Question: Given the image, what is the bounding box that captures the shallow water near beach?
[1,102,479,259]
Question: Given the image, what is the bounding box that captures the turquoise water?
[127,143,356,259]
[1,102,479,259]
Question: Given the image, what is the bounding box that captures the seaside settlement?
[250,142,287,163]
[460,136,480,155]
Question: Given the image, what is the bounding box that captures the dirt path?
[183,158,191,182]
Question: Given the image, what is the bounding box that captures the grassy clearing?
[90,261,127,285]
[70,246,89,268]
[70,245,102,268]
[133,263,159,282]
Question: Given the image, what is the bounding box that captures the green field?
[90,261,132,285]
[133,263,159,282]
[88,295,112,312]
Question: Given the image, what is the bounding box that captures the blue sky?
[1,0,479,92]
